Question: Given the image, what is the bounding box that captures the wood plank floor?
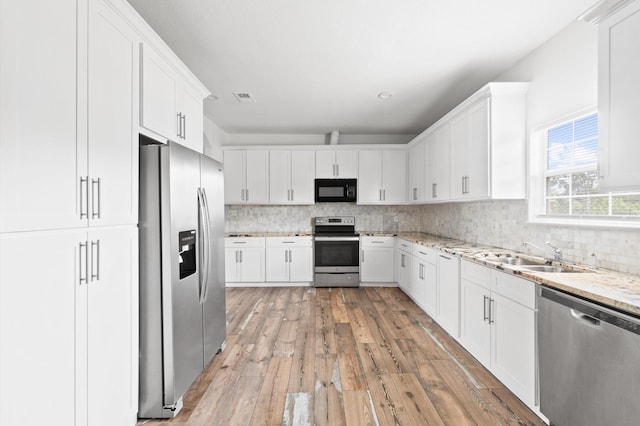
[140,287,544,426]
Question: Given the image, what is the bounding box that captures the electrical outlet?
[393,216,398,223]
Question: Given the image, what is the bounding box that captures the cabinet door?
[223,150,246,204]
[491,293,536,406]
[358,150,383,203]
[412,261,437,317]
[85,227,138,426]
[266,247,289,282]
[140,45,177,141]
[289,247,313,282]
[178,83,204,153]
[336,150,358,178]
[598,3,640,191]
[449,113,467,200]
[225,248,240,282]
[459,279,491,366]
[245,150,269,204]
[435,125,451,201]
[409,141,427,202]
[0,0,83,233]
[290,151,315,204]
[269,151,291,204]
[381,150,407,204]
[88,0,139,227]
[437,254,460,339]
[396,250,411,291]
[466,99,489,198]
[361,247,394,282]
[315,151,336,178]
[0,230,84,426]
[239,248,265,282]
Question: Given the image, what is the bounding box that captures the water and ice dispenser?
[178,230,197,279]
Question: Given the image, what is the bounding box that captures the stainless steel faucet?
[544,241,563,262]
[522,241,563,262]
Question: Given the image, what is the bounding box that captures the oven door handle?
[314,236,360,242]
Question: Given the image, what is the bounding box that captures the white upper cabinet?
[140,45,207,153]
[426,125,451,202]
[598,1,640,191]
[224,150,269,204]
[316,150,358,178]
[358,150,407,204]
[408,139,427,203]
[87,0,139,227]
[0,0,82,232]
[269,150,315,204]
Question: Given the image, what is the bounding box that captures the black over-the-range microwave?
[314,179,357,202]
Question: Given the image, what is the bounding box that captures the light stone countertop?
[396,232,640,316]
[225,231,640,315]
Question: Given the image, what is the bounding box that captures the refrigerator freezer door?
[200,155,227,364]
[161,142,205,407]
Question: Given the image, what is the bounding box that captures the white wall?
[203,116,229,162]
[224,133,416,146]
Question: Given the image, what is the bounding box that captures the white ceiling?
[127,0,596,136]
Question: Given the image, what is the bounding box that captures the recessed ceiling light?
[206,94,218,101]
[377,91,393,100]
[233,92,255,103]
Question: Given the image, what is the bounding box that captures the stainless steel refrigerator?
[138,141,226,418]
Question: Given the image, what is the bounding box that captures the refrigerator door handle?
[197,188,209,304]
[200,187,213,303]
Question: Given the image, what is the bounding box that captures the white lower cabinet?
[0,227,138,426]
[266,237,313,282]
[361,236,395,282]
[459,259,536,408]
[395,239,413,292]
[437,253,460,339]
[225,237,266,283]
[411,245,438,317]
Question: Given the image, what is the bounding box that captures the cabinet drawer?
[491,271,536,309]
[225,237,265,248]
[461,259,491,288]
[266,236,312,247]
[412,244,436,264]
[396,238,413,253]
[362,236,395,248]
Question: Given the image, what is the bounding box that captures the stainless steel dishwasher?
[539,285,640,426]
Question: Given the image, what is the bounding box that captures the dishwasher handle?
[570,309,601,327]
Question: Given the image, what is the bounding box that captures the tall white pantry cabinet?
[0,0,139,424]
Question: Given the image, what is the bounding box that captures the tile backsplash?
[225,200,640,275]
[224,204,421,233]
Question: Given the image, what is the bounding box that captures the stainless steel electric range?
[313,216,360,287]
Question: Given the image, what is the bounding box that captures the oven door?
[314,236,360,273]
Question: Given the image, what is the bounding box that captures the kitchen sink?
[485,257,547,266]
[518,265,579,273]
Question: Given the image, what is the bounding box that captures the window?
[533,111,640,224]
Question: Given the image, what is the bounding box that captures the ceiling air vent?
[233,92,255,103]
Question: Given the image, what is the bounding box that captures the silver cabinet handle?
[79,241,88,285]
[332,164,336,177]
[91,178,101,219]
[439,254,451,260]
[289,249,292,263]
[362,250,364,262]
[285,250,288,263]
[466,176,470,194]
[246,189,249,201]
[432,183,437,198]
[287,189,290,201]
[241,189,245,201]
[80,177,89,219]
[239,250,243,263]
[379,189,382,201]
[182,114,186,139]
[401,253,405,268]
[90,240,100,282]
[483,295,489,321]
[488,298,495,324]
[291,189,294,201]
[383,189,386,201]
[461,176,465,194]
[413,187,417,200]
[336,164,339,176]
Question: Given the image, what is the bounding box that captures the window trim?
[528,107,640,229]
